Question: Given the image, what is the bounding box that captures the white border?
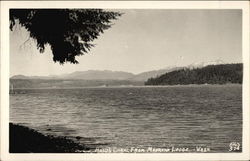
[1,1,249,161]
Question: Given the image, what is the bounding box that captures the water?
[10,85,242,152]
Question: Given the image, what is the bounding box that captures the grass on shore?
[9,123,90,153]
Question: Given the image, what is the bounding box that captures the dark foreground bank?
[9,123,89,153]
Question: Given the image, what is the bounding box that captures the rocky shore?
[9,123,90,153]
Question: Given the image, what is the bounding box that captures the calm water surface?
[10,85,242,152]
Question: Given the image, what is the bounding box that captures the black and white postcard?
[0,1,249,161]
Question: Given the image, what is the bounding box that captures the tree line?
[145,63,243,85]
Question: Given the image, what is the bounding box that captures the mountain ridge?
[11,61,240,81]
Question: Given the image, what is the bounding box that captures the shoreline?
[9,123,90,153]
[9,83,242,90]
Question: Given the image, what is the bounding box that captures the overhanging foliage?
[10,9,121,64]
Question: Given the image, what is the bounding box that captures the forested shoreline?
[145,63,243,85]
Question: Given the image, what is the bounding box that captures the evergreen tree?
[10,9,121,64]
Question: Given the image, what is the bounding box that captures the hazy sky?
[10,9,242,76]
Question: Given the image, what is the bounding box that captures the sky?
[10,9,242,77]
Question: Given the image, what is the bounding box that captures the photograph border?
[1,1,249,161]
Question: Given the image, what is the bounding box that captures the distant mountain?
[10,75,29,79]
[10,70,142,88]
[10,60,238,83]
[145,63,243,85]
[59,70,134,80]
[10,75,56,80]
[11,68,185,82]
[11,70,134,80]
[132,60,226,81]
[130,67,184,81]
[187,59,225,69]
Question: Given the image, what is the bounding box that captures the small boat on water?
[100,84,108,87]
[9,84,25,94]
[9,83,15,94]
